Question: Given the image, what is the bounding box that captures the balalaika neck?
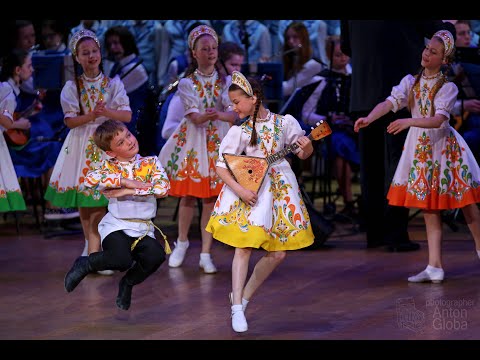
[265,133,313,165]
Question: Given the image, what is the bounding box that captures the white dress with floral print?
[158,69,232,198]
[0,82,26,212]
[45,73,131,208]
[387,73,480,209]
[206,112,314,251]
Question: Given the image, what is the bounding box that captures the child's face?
[331,43,350,71]
[192,35,218,68]
[285,27,301,49]
[16,24,36,51]
[76,38,102,72]
[228,89,256,119]
[421,38,445,70]
[41,27,62,51]
[105,127,139,162]
[106,35,124,61]
[17,54,33,82]
[455,23,472,48]
[225,54,244,75]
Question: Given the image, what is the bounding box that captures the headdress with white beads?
[231,71,253,97]
[433,30,454,57]
[69,29,100,57]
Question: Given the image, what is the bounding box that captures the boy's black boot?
[64,256,92,293]
[116,276,133,311]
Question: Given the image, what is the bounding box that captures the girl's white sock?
[426,264,443,273]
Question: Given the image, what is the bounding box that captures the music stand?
[455,46,480,63]
[280,80,323,131]
[32,51,74,90]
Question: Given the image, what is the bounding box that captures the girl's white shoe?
[408,265,444,283]
[168,240,189,268]
[231,305,248,332]
[199,253,217,274]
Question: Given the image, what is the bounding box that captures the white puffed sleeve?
[60,80,81,119]
[386,74,415,113]
[433,82,458,119]
[0,83,15,122]
[282,114,306,154]
[108,76,131,111]
[216,125,246,169]
[177,78,199,116]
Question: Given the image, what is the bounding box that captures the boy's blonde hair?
[93,119,127,151]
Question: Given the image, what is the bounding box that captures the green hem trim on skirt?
[0,191,27,212]
[45,185,108,208]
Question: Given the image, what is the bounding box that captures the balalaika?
[223,120,332,193]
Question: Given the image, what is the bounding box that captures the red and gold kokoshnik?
[188,25,218,50]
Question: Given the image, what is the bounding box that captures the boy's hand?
[102,188,135,198]
[121,178,153,189]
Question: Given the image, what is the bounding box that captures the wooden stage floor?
[1,196,480,341]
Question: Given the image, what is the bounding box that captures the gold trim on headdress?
[433,30,454,57]
[69,29,101,57]
[231,71,253,97]
[188,25,218,50]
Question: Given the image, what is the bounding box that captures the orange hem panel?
[387,185,480,209]
[168,178,223,198]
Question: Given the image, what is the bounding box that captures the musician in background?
[280,22,326,184]
[281,21,325,98]
[278,20,329,67]
[0,50,62,209]
[206,71,314,333]
[302,36,359,217]
[4,20,37,98]
[449,20,480,162]
[221,20,272,66]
